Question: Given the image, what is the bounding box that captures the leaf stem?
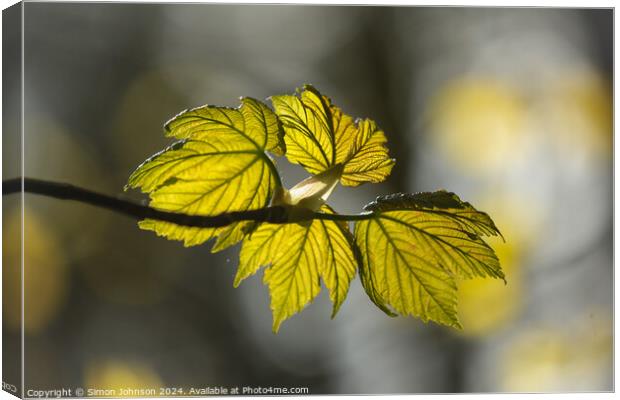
[310,212,374,221]
[2,177,375,227]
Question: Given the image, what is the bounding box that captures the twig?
[2,177,373,227]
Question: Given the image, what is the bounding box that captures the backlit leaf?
[126,97,284,250]
[338,119,395,186]
[236,205,358,332]
[355,191,504,328]
[271,85,394,186]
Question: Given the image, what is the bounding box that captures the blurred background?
[2,4,612,394]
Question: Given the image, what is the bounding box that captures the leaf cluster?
[127,85,504,332]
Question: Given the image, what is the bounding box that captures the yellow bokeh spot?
[457,195,540,337]
[541,70,612,162]
[458,238,521,337]
[84,359,163,396]
[2,207,21,332]
[3,207,68,335]
[428,71,611,175]
[428,78,527,173]
[501,315,612,391]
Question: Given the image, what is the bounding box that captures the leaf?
[210,222,257,253]
[236,205,358,332]
[336,118,395,187]
[165,96,285,155]
[271,85,395,186]
[126,97,284,250]
[354,191,504,329]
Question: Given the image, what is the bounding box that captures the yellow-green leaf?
[271,85,394,186]
[126,97,284,250]
[236,205,358,332]
[165,96,285,155]
[211,222,257,253]
[354,191,504,329]
[338,119,395,186]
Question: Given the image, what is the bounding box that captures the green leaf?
[165,96,285,155]
[335,117,395,187]
[126,97,284,250]
[354,191,504,329]
[236,205,358,332]
[271,85,395,186]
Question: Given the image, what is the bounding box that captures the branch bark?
[2,177,373,227]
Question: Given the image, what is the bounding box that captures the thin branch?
[2,177,374,227]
